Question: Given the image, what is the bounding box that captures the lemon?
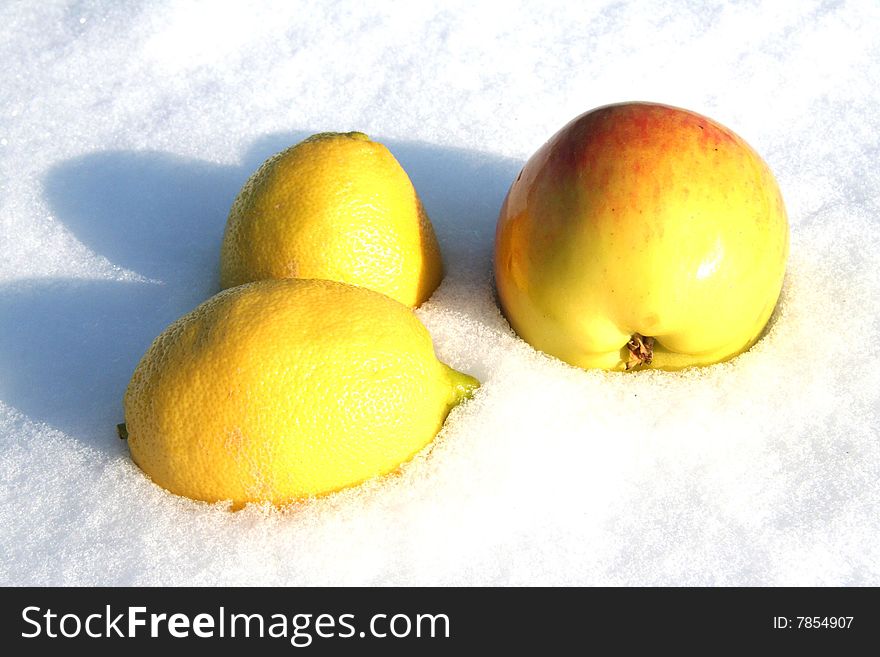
[122,278,478,507]
[220,131,443,307]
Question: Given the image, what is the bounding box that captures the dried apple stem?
[626,333,655,370]
[117,423,128,440]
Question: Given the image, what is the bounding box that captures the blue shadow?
[0,133,521,450]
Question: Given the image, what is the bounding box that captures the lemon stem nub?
[444,364,480,406]
[117,423,128,440]
[625,333,654,370]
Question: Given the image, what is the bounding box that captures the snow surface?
[2,0,879,586]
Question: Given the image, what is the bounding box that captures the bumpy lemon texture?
[123,278,478,507]
[220,132,443,307]
[495,102,789,371]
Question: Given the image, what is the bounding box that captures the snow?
[2,0,879,585]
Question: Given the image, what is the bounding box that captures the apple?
[494,102,789,371]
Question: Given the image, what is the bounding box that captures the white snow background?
[1,0,879,586]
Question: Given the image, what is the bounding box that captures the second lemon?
[220,132,443,307]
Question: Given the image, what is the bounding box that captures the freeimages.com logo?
[21,605,450,646]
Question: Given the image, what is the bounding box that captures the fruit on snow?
[494,102,789,371]
[122,278,478,507]
[220,131,443,307]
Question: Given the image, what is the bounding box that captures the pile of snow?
[1,0,878,585]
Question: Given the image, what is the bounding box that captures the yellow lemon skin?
[220,132,443,307]
[495,102,789,371]
[123,278,478,507]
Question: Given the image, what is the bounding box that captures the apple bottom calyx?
[625,333,654,370]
